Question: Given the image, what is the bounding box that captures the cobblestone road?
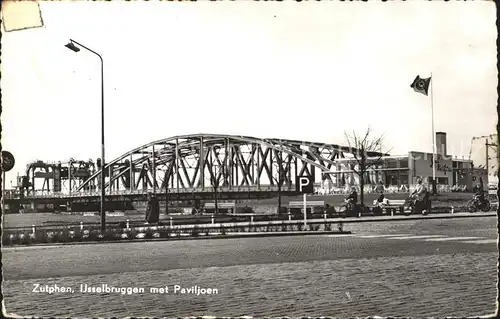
[3,217,497,317]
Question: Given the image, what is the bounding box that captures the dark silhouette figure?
[345,187,358,209]
[145,193,160,223]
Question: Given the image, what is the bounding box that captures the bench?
[204,202,236,209]
[373,199,406,215]
[386,199,406,207]
[288,201,325,207]
[288,201,326,217]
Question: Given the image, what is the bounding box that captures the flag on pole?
[410,75,431,96]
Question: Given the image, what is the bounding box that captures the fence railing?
[4,213,336,232]
[17,185,299,199]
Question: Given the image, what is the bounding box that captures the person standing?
[149,194,159,223]
[345,187,358,210]
[145,193,159,224]
[145,193,152,223]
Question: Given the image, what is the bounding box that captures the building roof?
[334,152,473,163]
[334,155,409,162]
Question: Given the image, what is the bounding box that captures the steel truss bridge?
[15,134,385,204]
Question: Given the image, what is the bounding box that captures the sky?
[1,1,497,186]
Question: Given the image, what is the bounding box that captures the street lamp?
[485,138,497,188]
[65,39,106,232]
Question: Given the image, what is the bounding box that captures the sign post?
[296,175,314,230]
[1,151,15,214]
[303,193,307,229]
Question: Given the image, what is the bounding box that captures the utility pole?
[486,139,489,182]
[485,138,497,186]
[277,150,282,214]
[65,39,106,232]
[165,176,169,215]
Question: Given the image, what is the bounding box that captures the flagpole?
[430,72,437,195]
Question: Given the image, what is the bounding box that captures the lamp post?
[485,138,497,187]
[65,39,106,232]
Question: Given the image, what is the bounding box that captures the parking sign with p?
[296,175,313,193]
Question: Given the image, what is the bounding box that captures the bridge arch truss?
[75,134,380,194]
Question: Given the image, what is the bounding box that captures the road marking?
[424,237,485,242]
[355,234,412,238]
[345,292,352,301]
[325,234,354,238]
[385,235,448,240]
[461,239,497,244]
[2,245,63,251]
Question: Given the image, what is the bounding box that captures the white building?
[323,132,485,191]
[469,134,498,187]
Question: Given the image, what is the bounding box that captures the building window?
[400,173,409,186]
[426,177,449,185]
[437,177,449,185]
[385,173,399,186]
[386,160,398,169]
[400,159,409,168]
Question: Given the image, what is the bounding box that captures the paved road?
[3,217,497,317]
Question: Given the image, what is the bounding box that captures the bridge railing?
[14,184,473,199]
[20,185,298,199]
[19,191,68,199]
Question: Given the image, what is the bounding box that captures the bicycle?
[466,195,491,213]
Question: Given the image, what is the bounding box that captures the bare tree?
[344,127,390,206]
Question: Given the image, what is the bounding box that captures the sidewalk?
[334,211,496,224]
